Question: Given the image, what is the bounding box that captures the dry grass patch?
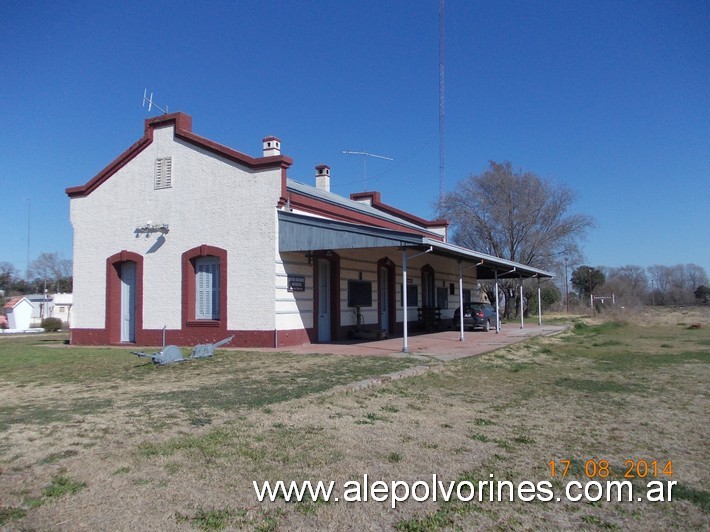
[1,308,709,530]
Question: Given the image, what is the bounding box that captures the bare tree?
[685,264,709,292]
[647,265,672,305]
[601,265,648,305]
[28,253,73,292]
[647,264,708,305]
[0,262,19,296]
[611,265,648,297]
[439,161,594,317]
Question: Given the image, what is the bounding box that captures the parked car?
[452,303,497,332]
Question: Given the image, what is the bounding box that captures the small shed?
[4,296,34,330]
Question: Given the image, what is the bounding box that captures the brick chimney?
[262,136,281,157]
[315,164,330,192]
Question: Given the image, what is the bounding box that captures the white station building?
[66,113,551,348]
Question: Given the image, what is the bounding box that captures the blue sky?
[1,0,708,277]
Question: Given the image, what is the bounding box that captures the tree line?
[439,161,707,316]
[0,253,72,299]
[570,263,708,307]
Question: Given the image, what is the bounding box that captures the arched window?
[182,245,227,329]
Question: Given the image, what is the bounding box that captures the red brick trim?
[312,251,341,342]
[377,257,397,334]
[66,112,292,198]
[106,251,144,344]
[350,191,449,230]
[182,245,228,333]
[288,192,446,241]
[70,327,310,348]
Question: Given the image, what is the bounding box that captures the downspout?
[402,246,433,353]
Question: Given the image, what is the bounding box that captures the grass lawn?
[1,308,708,530]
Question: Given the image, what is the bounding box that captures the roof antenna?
[341,150,394,191]
[142,89,169,115]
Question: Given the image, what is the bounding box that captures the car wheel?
[484,320,490,332]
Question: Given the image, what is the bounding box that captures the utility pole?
[564,257,569,313]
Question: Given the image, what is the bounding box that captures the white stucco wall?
[70,124,282,332]
[274,247,478,331]
[275,252,313,331]
[336,249,478,325]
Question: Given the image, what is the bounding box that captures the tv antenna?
[142,89,168,115]
[341,150,394,191]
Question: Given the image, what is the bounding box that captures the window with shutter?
[195,257,220,319]
[154,157,172,189]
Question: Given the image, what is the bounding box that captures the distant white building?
[26,294,53,326]
[4,293,73,328]
[4,296,34,330]
[51,293,73,325]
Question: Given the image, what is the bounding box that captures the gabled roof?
[349,191,448,229]
[66,113,293,198]
[286,179,446,240]
[3,296,30,310]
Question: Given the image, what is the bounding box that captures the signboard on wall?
[287,276,305,292]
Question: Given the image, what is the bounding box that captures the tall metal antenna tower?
[341,150,394,191]
[26,199,31,280]
[438,0,446,208]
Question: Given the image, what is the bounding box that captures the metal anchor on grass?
[132,335,234,365]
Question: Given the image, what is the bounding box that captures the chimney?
[262,136,281,157]
[315,164,331,192]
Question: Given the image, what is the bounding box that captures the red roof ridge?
[3,296,27,309]
[66,112,293,198]
[349,191,449,229]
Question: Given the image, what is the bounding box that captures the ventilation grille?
[154,157,172,189]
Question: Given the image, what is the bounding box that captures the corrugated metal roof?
[420,238,554,279]
[278,211,553,279]
[279,210,421,252]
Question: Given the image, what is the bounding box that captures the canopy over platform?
[278,211,554,279]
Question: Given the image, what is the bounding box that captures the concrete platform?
[252,323,567,362]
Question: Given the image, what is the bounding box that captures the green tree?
[528,282,562,314]
[571,266,605,298]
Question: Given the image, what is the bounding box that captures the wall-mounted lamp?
[135,222,170,235]
[305,252,314,265]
